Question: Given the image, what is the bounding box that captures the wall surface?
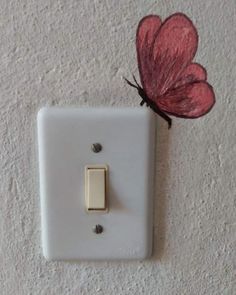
[0,0,235,294]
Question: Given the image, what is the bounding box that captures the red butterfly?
[125,13,215,128]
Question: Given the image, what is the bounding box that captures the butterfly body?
[124,76,172,128]
[125,13,215,128]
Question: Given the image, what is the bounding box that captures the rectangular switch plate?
[37,107,156,260]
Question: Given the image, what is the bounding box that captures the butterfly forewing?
[136,15,162,100]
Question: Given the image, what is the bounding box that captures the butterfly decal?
[125,13,215,128]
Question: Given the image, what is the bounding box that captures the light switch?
[85,166,108,211]
[37,107,156,260]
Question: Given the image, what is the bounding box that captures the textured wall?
[0,0,235,294]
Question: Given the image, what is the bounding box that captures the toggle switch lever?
[85,165,108,212]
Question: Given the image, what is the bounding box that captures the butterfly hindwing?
[172,63,207,88]
[156,81,215,118]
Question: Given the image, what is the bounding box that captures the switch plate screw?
[91,143,102,153]
[93,224,103,234]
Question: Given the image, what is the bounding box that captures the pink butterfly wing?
[144,13,198,98]
[156,81,215,118]
[136,15,162,98]
[172,63,207,88]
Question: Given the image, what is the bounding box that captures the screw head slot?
[93,224,103,234]
[91,143,102,153]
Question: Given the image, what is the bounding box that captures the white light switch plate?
[37,107,156,260]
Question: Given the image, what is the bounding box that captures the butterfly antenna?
[132,75,141,88]
[124,75,146,107]
[123,77,138,89]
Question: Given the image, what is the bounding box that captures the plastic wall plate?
[37,107,156,260]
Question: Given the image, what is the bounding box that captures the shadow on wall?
[152,117,171,260]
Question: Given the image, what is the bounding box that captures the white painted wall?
[0,1,235,294]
